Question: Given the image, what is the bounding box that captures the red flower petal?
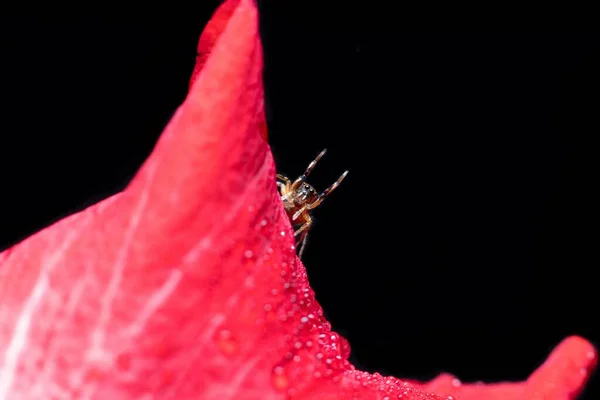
[0,1,596,399]
[189,0,241,89]
[190,0,267,142]
[411,336,597,400]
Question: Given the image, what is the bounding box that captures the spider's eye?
[295,185,312,203]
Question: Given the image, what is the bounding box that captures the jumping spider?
[277,149,348,258]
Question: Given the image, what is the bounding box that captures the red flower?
[0,0,596,398]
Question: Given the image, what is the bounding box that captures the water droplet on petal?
[340,336,351,359]
[215,329,237,356]
[244,250,254,258]
[272,366,289,391]
[452,378,461,387]
[244,276,255,288]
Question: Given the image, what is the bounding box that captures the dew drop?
[300,316,309,324]
[264,304,273,312]
[215,329,238,356]
[293,355,301,362]
[451,378,461,387]
[244,250,254,259]
[260,219,268,227]
[244,276,255,288]
[280,231,286,236]
[272,366,289,391]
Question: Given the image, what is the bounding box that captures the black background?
[1,7,599,399]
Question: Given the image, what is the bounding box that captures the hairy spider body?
[277,149,348,258]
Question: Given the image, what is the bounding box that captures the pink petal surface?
[0,0,596,399]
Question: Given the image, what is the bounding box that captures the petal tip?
[556,335,597,366]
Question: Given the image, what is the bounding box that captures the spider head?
[293,181,318,206]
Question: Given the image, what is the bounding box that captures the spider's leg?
[308,170,349,209]
[297,230,310,259]
[292,205,309,221]
[292,149,327,190]
[293,218,311,237]
[294,216,312,259]
[277,174,293,200]
[277,174,292,185]
[277,181,287,195]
